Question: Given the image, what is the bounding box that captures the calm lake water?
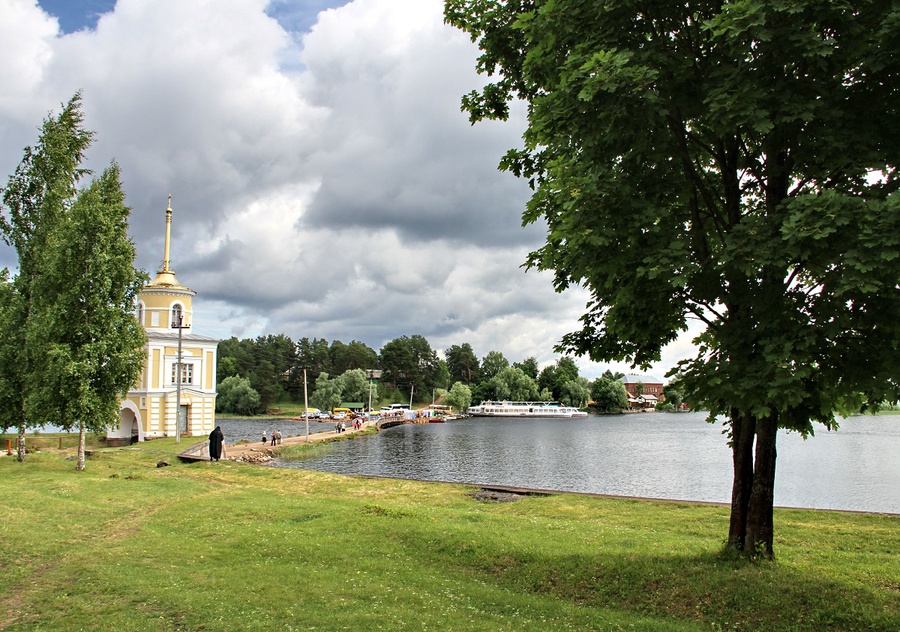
[216,418,335,444]
[268,412,900,514]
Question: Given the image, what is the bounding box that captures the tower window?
[171,304,183,328]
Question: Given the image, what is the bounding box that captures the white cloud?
[0,0,696,381]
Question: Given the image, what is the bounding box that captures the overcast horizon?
[0,0,700,382]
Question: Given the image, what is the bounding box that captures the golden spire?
[145,194,190,291]
[161,194,173,274]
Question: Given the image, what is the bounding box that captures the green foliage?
[663,385,685,410]
[590,377,628,413]
[513,356,539,380]
[310,372,343,412]
[559,377,591,408]
[446,0,900,555]
[0,94,146,467]
[486,366,540,401]
[445,343,480,383]
[0,271,25,433]
[537,356,581,400]
[380,334,440,397]
[0,94,95,449]
[339,368,372,404]
[433,359,451,392]
[249,360,282,412]
[295,336,330,377]
[216,375,261,416]
[26,163,147,433]
[480,350,509,380]
[444,381,473,412]
[329,339,378,375]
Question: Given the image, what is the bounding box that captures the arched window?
[171,303,183,328]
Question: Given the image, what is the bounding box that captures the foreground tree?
[26,163,147,471]
[0,271,27,449]
[0,94,94,462]
[447,1,900,557]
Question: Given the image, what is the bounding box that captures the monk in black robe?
[208,426,224,461]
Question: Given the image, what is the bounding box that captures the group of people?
[333,420,363,433]
[262,430,283,446]
[210,417,369,461]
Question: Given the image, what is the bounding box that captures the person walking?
[208,426,224,461]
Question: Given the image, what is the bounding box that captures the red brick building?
[619,374,665,409]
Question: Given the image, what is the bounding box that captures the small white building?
[108,197,219,445]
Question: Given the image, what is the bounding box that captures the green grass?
[1,441,897,631]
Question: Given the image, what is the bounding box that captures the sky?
[0,0,700,381]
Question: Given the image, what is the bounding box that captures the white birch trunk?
[76,421,86,471]
[17,422,26,462]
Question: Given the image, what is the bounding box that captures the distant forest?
[214,334,654,416]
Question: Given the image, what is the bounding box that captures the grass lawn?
[1,436,897,631]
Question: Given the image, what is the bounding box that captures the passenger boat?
[468,401,588,418]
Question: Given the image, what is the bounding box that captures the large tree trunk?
[728,410,756,550]
[76,421,86,472]
[745,413,778,558]
[17,422,26,462]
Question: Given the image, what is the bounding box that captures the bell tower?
[109,196,219,445]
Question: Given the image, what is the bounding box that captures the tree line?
[215,335,645,415]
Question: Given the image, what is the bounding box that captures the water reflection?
[275,412,900,513]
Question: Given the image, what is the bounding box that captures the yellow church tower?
[109,196,219,444]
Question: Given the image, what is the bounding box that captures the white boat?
[468,401,588,418]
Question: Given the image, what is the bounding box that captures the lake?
[265,412,900,514]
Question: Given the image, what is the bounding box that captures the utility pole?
[303,367,309,442]
[173,313,190,443]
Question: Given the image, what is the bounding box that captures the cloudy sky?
[1,0,698,381]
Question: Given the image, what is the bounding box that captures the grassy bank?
[1,441,897,631]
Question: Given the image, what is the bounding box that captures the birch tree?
[1,94,146,470]
[0,94,93,461]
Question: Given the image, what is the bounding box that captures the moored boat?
[468,401,588,418]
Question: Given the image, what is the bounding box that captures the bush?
[216,375,261,415]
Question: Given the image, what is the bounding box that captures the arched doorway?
[109,402,143,446]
